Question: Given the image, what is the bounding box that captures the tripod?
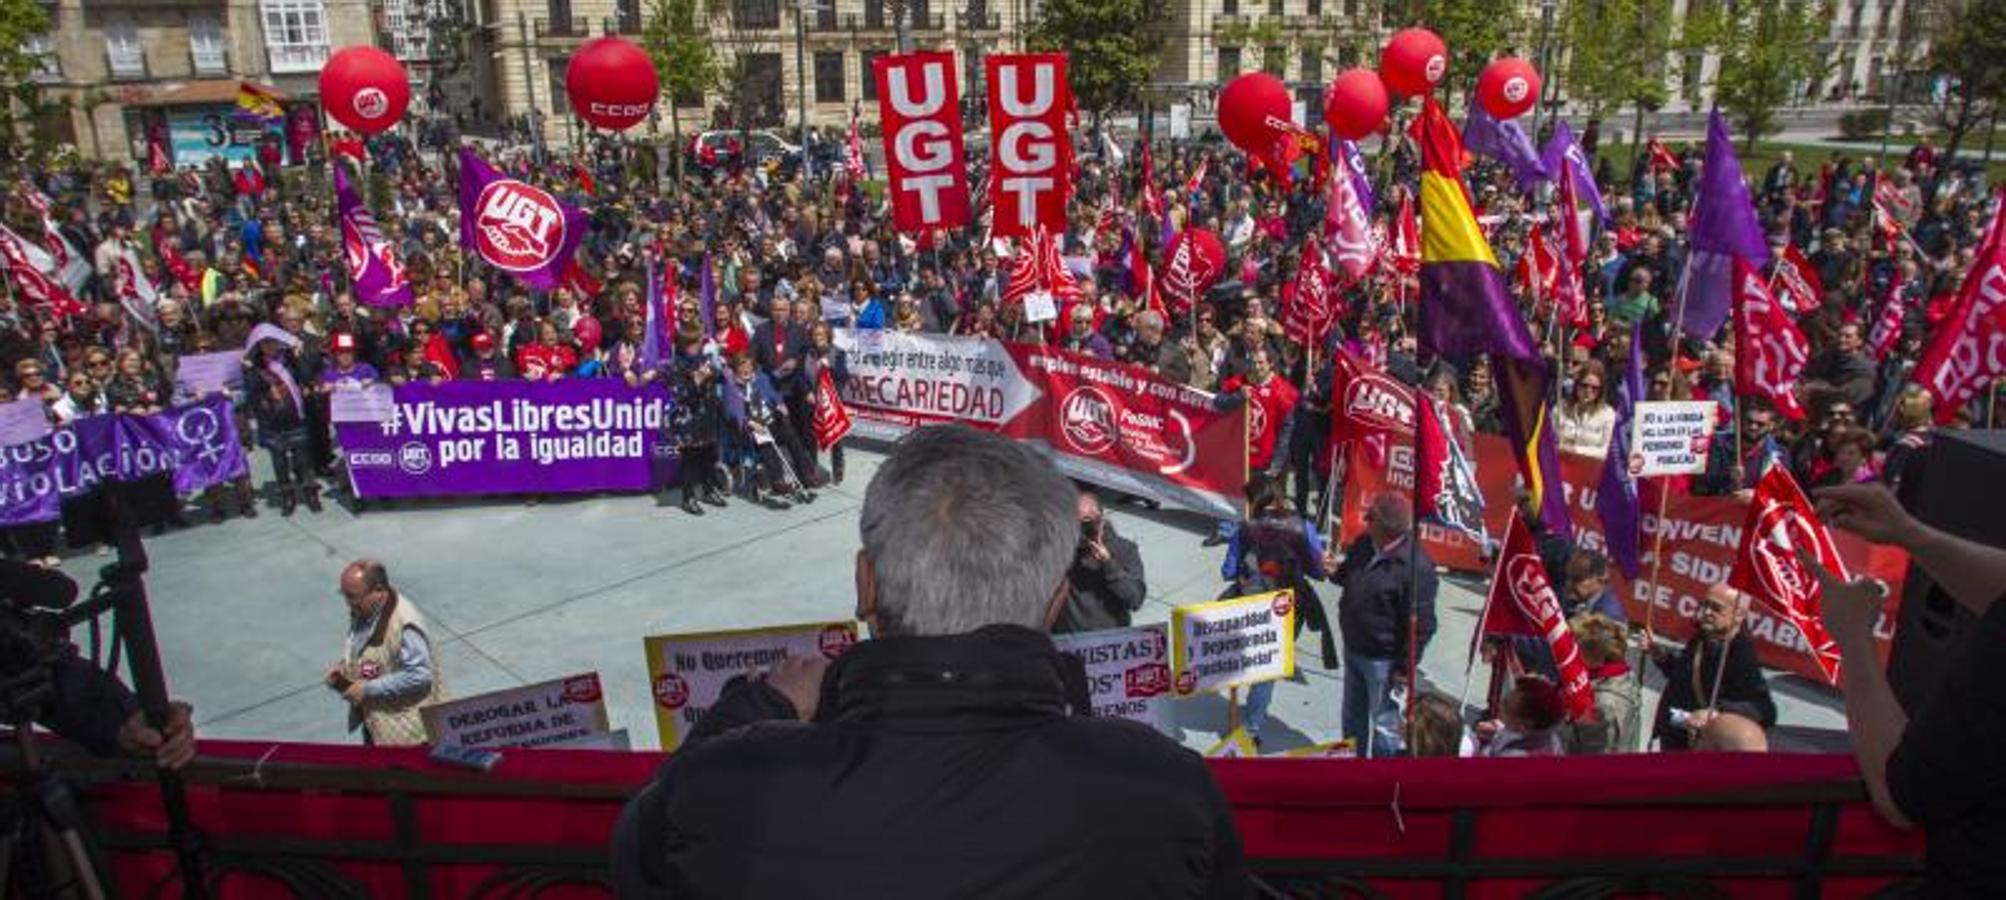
[0,664,108,900]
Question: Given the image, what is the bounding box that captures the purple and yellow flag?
[235,82,285,125]
[1414,98,1571,538]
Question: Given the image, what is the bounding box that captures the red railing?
[8,739,1924,898]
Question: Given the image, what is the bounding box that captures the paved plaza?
[66,444,1849,755]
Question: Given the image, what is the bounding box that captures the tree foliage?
[1027,0,1166,117]
[1395,0,1528,101]
[1562,0,1676,119]
[1925,0,2006,158]
[1686,0,1828,150]
[0,0,55,161]
[643,0,720,116]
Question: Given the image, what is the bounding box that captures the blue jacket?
[1332,534,1438,660]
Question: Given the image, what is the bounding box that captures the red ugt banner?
[873,51,973,232]
[986,53,1072,239]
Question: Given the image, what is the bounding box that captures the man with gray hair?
[614,425,1247,898]
[1327,492,1438,758]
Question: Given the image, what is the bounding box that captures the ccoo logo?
[474,180,567,272]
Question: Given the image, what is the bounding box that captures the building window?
[191,14,229,76]
[1218,46,1240,81]
[861,50,884,100]
[735,0,779,29]
[1267,0,1282,15]
[548,58,570,113]
[1263,45,1286,77]
[1300,48,1322,85]
[1221,0,1238,15]
[1343,0,1356,15]
[814,51,844,103]
[106,25,146,79]
[260,0,330,73]
[865,0,885,28]
[25,32,60,82]
[1307,0,1320,14]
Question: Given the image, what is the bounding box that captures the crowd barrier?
[4,738,1923,898]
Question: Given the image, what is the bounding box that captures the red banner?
[1340,434,1907,681]
[1482,512,1597,721]
[872,51,973,232]
[811,366,853,450]
[985,53,1072,239]
[1913,195,2006,423]
[833,329,1247,518]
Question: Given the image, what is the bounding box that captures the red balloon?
[1477,57,1541,120]
[1380,28,1448,98]
[319,46,410,135]
[566,37,660,131]
[1216,73,1293,157]
[1323,68,1390,141]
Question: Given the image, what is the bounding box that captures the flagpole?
[1403,392,1423,753]
[1701,590,1749,718]
[1638,232,1698,688]
[1457,512,1512,715]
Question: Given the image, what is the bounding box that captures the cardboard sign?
[643,621,859,751]
[1628,401,1719,476]
[1171,589,1296,696]
[421,672,611,751]
[1051,624,1172,734]
[1023,289,1057,323]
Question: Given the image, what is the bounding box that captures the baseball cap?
[331,332,357,353]
[470,331,495,351]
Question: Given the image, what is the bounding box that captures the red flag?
[1912,195,2006,423]
[1478,511,1597,721]
[1732,257,1811,421]
[1773,244,1824,313]
[1183,157,1209,200]
[812,366,853,450]
[1039,227,1079,302]
[1390,193,1421,277]
[1867,276,1909,360]
[332,134,366,161]
[1281,243,1335,345]
[561,260,602,298]
[844,105,866,181]
[1001,236,1040,308]
[0,224,87,318]
[1646,138,1680,174]
[875,52,974,232]
[573,163,597,198]
[1727,465,1848,686]
[985,54,1071,238]
[154,226,202,294]
[1513,224,1560,301]
[1140,142,1165,219]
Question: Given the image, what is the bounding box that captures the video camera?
[0,561,121,723]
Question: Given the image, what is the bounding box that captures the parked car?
[689,129,803,176]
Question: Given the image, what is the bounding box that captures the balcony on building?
[534,14,590,37]
[734,0,781,30]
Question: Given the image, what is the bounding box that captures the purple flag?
[1539,121,1608,225]
[334,165,414,307]
[698,253,718,340]
[641,259,667,371]
[1338,139,1376,216]
[457,146,587,292]
[1681,109,1770,340]
[1462,104,1550,189]
[1595,323,1645,579]
[0,397,246,526]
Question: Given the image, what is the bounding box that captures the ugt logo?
[474,181,566,272]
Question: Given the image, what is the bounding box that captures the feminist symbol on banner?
[174,406,227,466]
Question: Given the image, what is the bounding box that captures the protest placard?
[1628,400,1719,477]
[1170,589,1296,696]
[420,672,611,751]
[0,398,49,446]
[643,621,859,751]
[1051,624,1172,734]
[1204,728,1259,758]
[173,351,244,397]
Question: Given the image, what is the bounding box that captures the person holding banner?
[668,329,727,516]
[243,332,323,516]
[614,426,1245,898]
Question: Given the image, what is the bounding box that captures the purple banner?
[0,396,248,526]
[457,147,586,292]
[335,165,415,307]
[334,380,678,500]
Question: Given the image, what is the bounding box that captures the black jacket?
[750,321,810,395]
[613,625,1247,899]
[1054,521,1148,634]
[1651,628,1776,751]
[1332,535,1438,661]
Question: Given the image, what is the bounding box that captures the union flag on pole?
[1478,511,1596,721]
[1773,244,1824,313]
[1732,257,1811,421]
[812,366,853,450]
[1726,464,1847,685]
[1911,193,2006,424]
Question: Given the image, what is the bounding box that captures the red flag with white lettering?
[1732,257,1811,421]
[986,54,1072,238]
[1774,243,1824,313]
[1479,511,1597,721]
[873,51,973,233]
[1281,243,1335,346]
[812,366,853,450]
[1912,194,2006,424]
[1726,464,1847,686]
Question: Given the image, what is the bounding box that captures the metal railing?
[608,9,643,33]
[532,15,590,37]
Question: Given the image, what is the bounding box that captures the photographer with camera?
[2,560,196,770]
[1052,488,1148,635]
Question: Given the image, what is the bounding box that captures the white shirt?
[1553,403,1618,458]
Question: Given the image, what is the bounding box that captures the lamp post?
[1531,0,1556,142]
[795,0,813,158]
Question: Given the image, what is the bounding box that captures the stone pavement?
[64,443,1848,755]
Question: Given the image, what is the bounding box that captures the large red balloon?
[1380,28,1448,98]
[1323,68,1390,141]
[1217,73,1293,157]
[566,37,660,131]
[319,46,410,135]
[1477,57,1541,120]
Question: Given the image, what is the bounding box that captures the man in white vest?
[327,559,445,745]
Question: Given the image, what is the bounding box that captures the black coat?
[613,625,1248,899]
[750,321,810,395]
[1332,534,1438,661]
[1054,522,1148,634]
[1651,628,1776,751]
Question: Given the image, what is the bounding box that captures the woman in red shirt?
[514,319,578,382]
[710,302,750,358]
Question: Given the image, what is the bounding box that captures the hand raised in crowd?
[117,701,197,771]
[1812,483,1925,549]
[1797,545,1888,645]
[759,655,831,721]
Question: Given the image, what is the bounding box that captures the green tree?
[0,0,55,162]
[1686,0,1829,151]
[643,0,720,175]
[1027,0,1167,119]
[1563,0,1675,120]
[1925,0,2006,159]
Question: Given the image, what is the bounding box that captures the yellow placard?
[1205,727,1261,758]
[1170,589,1296,696]
[642,621,858,751]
